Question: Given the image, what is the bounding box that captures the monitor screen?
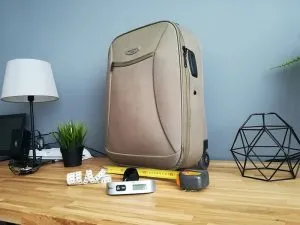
[0,113,26,157]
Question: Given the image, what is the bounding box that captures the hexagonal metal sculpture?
[230,113,300,181]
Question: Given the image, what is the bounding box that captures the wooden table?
[0,157,300,225]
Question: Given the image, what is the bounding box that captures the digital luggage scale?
[106,180,156,196]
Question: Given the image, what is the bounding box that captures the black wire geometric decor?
[230,112,300,181]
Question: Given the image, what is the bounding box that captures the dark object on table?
[0,113,26,162]
[8,157,43,175]
[230,112,300,181]
[123,167,140,181]
[179,170,209,191]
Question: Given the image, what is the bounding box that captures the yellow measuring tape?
[103,165,180,180]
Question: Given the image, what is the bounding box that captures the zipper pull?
[110,62,114,71]
[182,46,187,68]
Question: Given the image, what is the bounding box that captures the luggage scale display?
[106,180,156,196]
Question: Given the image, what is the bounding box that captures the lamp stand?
[28,95,36,166]
[8,96,43,175]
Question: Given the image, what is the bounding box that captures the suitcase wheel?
[197,152,210,170]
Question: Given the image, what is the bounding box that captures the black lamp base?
[9,95,42,175]
[8,95,45,175]
[8,157,43,175]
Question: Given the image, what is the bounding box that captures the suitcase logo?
[125,47,140,55]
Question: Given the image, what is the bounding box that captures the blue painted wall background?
[1,0,300,159]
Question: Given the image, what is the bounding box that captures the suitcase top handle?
[183,46,198,78]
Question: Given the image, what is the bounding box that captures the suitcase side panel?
[179,26,207,168]
[105,45,113,150]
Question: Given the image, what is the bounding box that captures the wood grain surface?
[0,157,300,225]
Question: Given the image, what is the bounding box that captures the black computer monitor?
[0,113,26,161]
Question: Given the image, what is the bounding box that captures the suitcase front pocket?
[107,55,179,157]
[110,52,155,72]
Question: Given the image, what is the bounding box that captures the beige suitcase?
[105,21,209,170]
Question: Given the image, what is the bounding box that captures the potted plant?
[272,56,300,69]
[53,121,87,167]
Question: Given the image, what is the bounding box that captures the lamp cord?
[83,145,107,156]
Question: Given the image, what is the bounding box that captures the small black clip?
[123,167,139,181]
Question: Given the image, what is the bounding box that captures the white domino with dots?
[94,169,107,182]
[66,171,82,185]
[66,172,75,185]
[86,169,96,184]
[100,175,112,183]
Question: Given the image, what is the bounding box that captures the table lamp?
[1,59,59,172]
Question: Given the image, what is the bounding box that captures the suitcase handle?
[187,49,198,78]
[182,46,198,78]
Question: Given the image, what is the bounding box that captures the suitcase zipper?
[110,52,154,71]
[182,46,188,68]
[172,24,191,169]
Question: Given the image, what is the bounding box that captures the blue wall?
[1,0,300,159]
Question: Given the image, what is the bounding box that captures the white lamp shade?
[1,59,59,102]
